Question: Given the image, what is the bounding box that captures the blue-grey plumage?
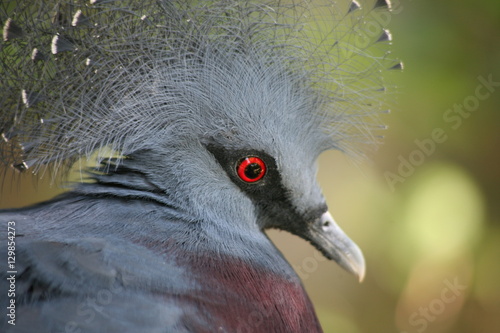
[0,0,400,331]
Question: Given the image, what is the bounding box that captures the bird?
[0,0,400,332]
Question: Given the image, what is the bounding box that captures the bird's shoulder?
[0,212,195,332]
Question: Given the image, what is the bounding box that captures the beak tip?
[356,258,366,283]
[347,245,366,283]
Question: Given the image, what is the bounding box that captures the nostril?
[323,221,330,227]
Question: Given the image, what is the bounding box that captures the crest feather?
[0,0,401,176]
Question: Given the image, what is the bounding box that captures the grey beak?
[307,211,366,282]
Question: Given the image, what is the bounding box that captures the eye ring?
[236,156,266,183]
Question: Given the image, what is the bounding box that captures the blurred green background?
[1,0,499,332]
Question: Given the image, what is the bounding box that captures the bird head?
[1,0,401,281]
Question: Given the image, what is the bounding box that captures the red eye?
[237,156,266,183]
